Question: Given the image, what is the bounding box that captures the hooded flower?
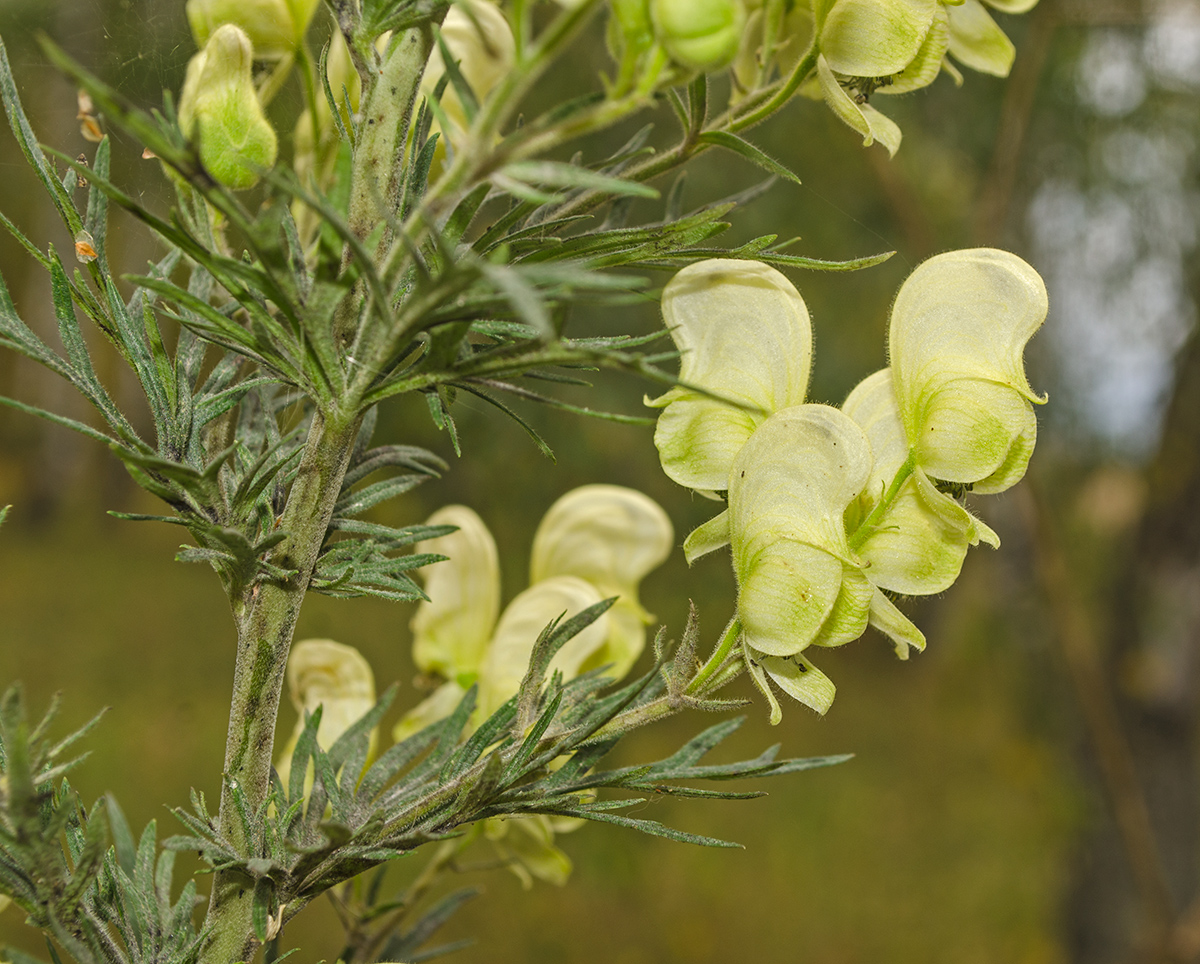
[650,0,748,71]
[177,24,278,189]
[730,405,874,718]
[395,486,671,738]
[530,484,673,679]
[888,248,1047,492]
[647,259,812,494]
[275,639,377,793]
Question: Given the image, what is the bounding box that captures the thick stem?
[200,410,362,964]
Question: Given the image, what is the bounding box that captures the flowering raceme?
[649,250,1045,719]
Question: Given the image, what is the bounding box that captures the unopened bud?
[186,0,319,61]
[650,0,747,71]
[178,24,278,189]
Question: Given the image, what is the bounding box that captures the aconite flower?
[530,484,673,679]
[647,259,812,494]
[186,0,319,61]
[275,639,377,793]
[394,486,671,739]
[730,405,874,719]
[888,248,1047,492]
[177,24,278,189]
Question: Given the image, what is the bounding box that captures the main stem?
[200,410,362,964]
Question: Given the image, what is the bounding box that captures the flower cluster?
[274,484,672,885]
[649,250,1047,721]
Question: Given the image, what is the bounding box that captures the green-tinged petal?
[391,681,466,744]
[810,564,873,647]
[731,405,873,561]
[187,0,298,59]
[486,816,573,888]
[410,505,500,680]
[817,55,902,156]
[650,259,813,491]
[530,484,673,680]
[879,6,949,93]
[889,248,1047,488]
[684,509,731,564]
[477,576,610,717]
[738,539,845,657]
[276,639,376,792]
[946,0,1015,76]
[821,0,937,77]
[651,0,748,71]
[868,588,926,658]
[744,643,784,725]
[917,376,1037,486]
[746,640,837,718]
[843,369,973,594]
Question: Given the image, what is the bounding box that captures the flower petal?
[650,259,813,491]
[276,639,376,791]
[947,0,1015,77]
[683,509,731,564]
[477,576,610,717]
[820,0,937,77]
[530,484,673,679]
[410,505,501,681]
[878,6,949,94]
[738,539,845,656]
[817,55,902,157]
[391,680,466,744]
[868,588,926,658]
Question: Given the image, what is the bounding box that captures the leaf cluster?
[159,604,848,945]
[0,688,204,964]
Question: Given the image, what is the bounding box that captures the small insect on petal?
[74,230,98,264]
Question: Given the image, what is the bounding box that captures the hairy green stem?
[200,411,362,964]
[686,616,742,695]
[847,449,916,553]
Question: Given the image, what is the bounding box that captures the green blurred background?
[2,1,1198,961]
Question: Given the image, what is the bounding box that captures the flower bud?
[275,639,376,793]
[177,25,278,189]
[650,0,748,71]
[648,259,813,493]
[888,248,1047,492]
[186,0,319,60]
[530,484,673,678]
[409,505,500,684]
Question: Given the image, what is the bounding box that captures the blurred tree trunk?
[1065,264,1200,963]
